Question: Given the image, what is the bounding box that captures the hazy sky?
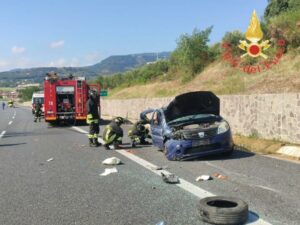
[0,0,268,72]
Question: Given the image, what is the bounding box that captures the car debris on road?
[102,157,122,165]
[195,175,212,181]
[100,167,118,176]
[149,165,168,170]
[161,172,179,184]
[213,172,228,180]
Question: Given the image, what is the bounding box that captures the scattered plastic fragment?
[46,157,54,162]
[102,157,121,165]
[212,172,228,180]
[161,172,179,184]
[100,167,118,176]
[156,221,165,225]
[195,175,212,182]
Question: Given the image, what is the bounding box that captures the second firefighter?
[86,90,101,147]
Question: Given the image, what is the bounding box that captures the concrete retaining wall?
[101,93,300,144]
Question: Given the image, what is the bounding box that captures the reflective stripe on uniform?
[117,136,122,141]
[88,134,93,138]
[104,126,112,141]
[86,114,93,124]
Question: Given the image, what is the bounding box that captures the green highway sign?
[100,90,108,96]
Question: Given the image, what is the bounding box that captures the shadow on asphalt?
[0,143,26,147]
[119,143,153,150]
[2,132,34,138]
[190,148,255,162]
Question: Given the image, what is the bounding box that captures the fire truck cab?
[44,74,100,124]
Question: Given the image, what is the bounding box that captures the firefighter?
[128,108,154,147]
[34,102,42,122]
[103,117,124,150]
[128,120,151,148]
[86,90,101,147]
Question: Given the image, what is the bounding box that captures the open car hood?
[164,91,220,122]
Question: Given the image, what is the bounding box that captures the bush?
[96,60,169,89]
[18,86,41,101]
[264,0,300,20]
[268,9,300,48]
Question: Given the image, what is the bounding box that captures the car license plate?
[192,139,210,147]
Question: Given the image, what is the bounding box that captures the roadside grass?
[233,134,300,159]
[0,87,15,91]
[108,53,300,99]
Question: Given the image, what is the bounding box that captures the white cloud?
[50,40,65,49]
[49,58,66,67]
[11,46,26,54]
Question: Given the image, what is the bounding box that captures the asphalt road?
[0,105,299,225]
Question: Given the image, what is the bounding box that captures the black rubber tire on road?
[198,196,248,225]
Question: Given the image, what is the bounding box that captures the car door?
[151,110,164,149]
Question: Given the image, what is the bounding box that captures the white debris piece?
[102,157,121,165]
[277,146,300,158]
[195,175,212,182]
[100,167,118,176]
[46,157,54,162]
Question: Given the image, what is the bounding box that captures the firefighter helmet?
[114,117,124,125]
[88,89,97,99]
[137,123,146,132]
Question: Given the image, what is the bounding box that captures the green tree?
[222,30,244,56]
[264,0,300,20]
[171,26,213,77]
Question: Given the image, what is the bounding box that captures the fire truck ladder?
[76,80,84,114]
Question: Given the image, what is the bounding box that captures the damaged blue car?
[150,91,234,160]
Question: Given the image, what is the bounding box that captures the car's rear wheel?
[198,196,248,225]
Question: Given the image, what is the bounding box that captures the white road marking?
[71,126,88,134]
[0,130,6,138]
[8,121,13,125]
[116,149,215,198]
[71,126,271,225]
[253,185,281,194]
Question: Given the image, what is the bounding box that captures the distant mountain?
[0,52,170,86]
[87,52,170,74]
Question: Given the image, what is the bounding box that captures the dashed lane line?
[8,121,13,125]
[0,130,6,139]
[71,126,271,225]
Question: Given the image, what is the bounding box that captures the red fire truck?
[44,73,100,124]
